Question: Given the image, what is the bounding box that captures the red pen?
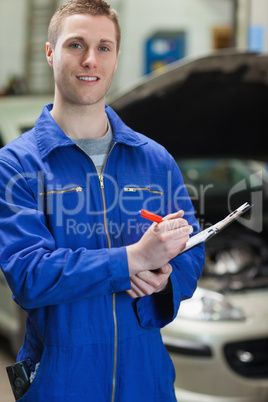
[140,209,163,223]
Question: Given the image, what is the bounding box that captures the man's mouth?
[78,76,99,82]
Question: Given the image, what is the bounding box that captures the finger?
[150,213,186,233]
[163,210,184,221]
[154,278,170,293]
[166,219,189,230]
[131,273,157,293]
[136,266,172,289]
[151,219,189,236]
[127,265,173,298]
[126,281,144,298]
[173,225,193,237]
[158,225,193,243]
[160,218,190,232]
[157,263,172,275]
[126,289,139,299]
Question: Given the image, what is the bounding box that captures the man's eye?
[71,43,82,49]
[99,46,109,52]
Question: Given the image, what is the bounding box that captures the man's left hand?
[126,263,172,299]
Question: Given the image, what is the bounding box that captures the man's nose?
[82,48,97,68]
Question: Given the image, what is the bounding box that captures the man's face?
[46,14,119,108]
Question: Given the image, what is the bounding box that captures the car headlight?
[178,288,246,321]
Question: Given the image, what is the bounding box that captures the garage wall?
[0,0,233,94]
[112,0,233,90]
[0,0,267,94]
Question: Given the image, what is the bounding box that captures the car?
[162,157,268,402]
[109,50,268,401]
[0,95,52,355]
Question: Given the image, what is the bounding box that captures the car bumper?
[175,387,264,402]
[162,290,268,402]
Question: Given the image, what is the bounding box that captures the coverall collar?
[35,104,147,160]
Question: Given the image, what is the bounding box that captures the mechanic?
[0,0,205,400]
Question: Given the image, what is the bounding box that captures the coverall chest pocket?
[117,174,166,244]
[39,185,87,246]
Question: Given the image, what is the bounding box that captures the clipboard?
[181,202,252,254]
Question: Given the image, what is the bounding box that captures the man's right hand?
[126,210,193,277]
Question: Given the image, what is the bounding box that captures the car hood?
[109,50,268,161]
[110,51,268,293]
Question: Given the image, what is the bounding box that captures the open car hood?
[109,50,268,160]
[110,52,268,291]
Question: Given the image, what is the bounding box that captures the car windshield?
[176,158,268,221]
[178,158,267,196]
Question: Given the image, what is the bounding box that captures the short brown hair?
[48,0,121,51]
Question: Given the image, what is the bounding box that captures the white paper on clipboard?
[181,202,252,254]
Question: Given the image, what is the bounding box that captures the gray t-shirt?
[71,117,113,174]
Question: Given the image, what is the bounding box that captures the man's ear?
[113,50,121,74]
[46,42,53,67]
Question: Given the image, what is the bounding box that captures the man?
[0,0,205,401]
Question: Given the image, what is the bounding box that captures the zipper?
[124,187,163,195]
[99,142,116,247]
[100,143,118,402]
[99,174,104,189]
[75,142,118,402]
[111,293,117,402]
[39,186,83,196]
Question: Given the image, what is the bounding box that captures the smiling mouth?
[78,76,99,82]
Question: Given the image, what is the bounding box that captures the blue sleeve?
[135,155,206,328]
[0,159,131,309]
